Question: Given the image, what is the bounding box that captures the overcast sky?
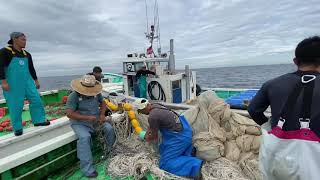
[0,0,319,77]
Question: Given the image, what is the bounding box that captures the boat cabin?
[122,39,197,103]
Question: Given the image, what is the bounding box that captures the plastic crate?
[225,90,258,109]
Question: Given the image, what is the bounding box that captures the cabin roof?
[123,57,169,63]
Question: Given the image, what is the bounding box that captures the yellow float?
[131,119,140,128]
[105,100,146,139]
[122,102,146,140]
[128,110,136,120]
[105,99,118,111]
[123,103,132,111]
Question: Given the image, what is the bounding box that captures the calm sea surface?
[0,64,297,98]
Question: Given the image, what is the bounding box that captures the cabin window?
[172,80,181,89]
[102,79,110,83]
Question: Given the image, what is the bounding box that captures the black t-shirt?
[0,46,38,80]
[148,104,182,132]
[248,71,320,137]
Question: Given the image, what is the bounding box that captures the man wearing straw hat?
[66,75,115,178]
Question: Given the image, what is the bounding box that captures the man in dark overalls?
[136,65,155,98]
[87,66,104,82]
[66,75,115,178]
[134,98,203,179]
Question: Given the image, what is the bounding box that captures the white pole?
[169,39,175,74]
[185,65,190,100]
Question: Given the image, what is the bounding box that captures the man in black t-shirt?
[136,65,155,98]
[249,36,320,136]
[248,36,320,179]
[134,98,203,179]
[87,66,103,82]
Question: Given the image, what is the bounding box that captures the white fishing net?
[107,116,188,180]
[104,91,262,180]
[183,91,262,179]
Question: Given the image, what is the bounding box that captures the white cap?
[133,98,149,110]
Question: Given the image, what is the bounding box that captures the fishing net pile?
[98,112,187,180]
[183,91,262,179]
[104,91,262,180]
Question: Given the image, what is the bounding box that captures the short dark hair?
[93,66,102,73]
[295,36,320,66]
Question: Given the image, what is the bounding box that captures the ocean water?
[196,64,296,89]
[0,64,297,99]
[0,75,81,99]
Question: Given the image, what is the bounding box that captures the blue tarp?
[225,90,258,109]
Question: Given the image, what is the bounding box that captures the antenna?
[144,0,161,57]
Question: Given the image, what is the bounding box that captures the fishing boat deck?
[0,88,266,179]
[0,90,69,137]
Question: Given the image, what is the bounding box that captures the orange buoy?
[1,121,10,127]
[6,126,13,131]
[135,126,143,134]
[62,96,68,104]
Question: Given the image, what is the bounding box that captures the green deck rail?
[0,135,155,180]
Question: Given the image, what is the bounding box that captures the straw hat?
[133,98,149,110]
[71,75,102,96]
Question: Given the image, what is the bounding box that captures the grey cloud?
[0,0,319,76]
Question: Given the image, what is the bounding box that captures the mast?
[144,0,161,57]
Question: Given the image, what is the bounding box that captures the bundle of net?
[105,112,188,180]
[184,91,262,180]
[105,90,262,180]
